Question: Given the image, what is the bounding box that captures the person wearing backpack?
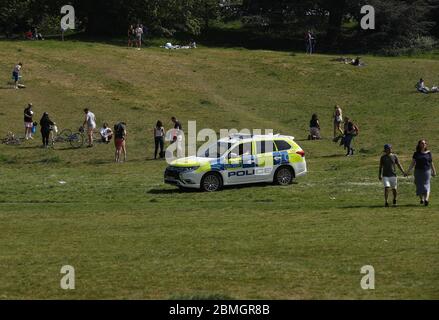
[114,122,127,163]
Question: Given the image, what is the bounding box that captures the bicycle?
[51,126,84,149]
[1,132,25,145]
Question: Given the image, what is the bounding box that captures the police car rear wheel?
[201,173,222,192]
[275,167,293,186]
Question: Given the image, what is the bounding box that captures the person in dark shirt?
[40,112,55,148]
[171,116,183,142]
[114,122,127,163]
[407,140,437,206]
[343,117,358,156]
[24,103,34,140]
[379,144,407,207]
[308,114,321,140]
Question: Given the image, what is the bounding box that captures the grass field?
[0,40,439,300]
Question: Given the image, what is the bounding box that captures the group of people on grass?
[20,104,128,162]
[379,141,436,208]
[19,103,185,163]
[128,24,147,50]
[308,105,359,157]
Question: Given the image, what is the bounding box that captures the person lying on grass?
[416,78,438,94]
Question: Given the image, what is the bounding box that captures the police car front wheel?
[201,172,222,192]
[275,166,294,186]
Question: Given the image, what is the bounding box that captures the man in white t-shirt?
[135,25,143,50]
[83,108,96,147]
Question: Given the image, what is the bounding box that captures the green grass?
[1,40,439,299]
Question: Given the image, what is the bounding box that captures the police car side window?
[275,140,292,151]
[230,143,252,156]
[256,141,276,154]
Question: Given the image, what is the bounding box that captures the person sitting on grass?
[379,144,407,208]
[100,123,113,144]
[416,78,430,94]
[308,114,321,140]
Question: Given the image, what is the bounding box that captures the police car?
[164,134,307,192]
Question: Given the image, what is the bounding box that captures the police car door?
[254,140,276,182]
[226,142,256,184]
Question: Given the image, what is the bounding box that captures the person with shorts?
[379,144,407,207]
[82,108,96,147]
[12,62,23,89]
[114,122,127,163]
[333,105,343,140]
[24,103,34,140]
[135,24,143,50]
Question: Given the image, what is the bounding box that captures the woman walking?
[154,120,165,159]
[407,140,437,206]
[40,112,55,148]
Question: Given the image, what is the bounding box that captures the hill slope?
[0,40,439,299]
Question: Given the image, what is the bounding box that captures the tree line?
[1,0,438,53]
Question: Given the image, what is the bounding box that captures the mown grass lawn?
[0,40,438,299]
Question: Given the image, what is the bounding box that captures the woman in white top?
[333,105,343,139]
[154,120,165,159]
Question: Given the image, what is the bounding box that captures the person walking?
[82,108,96,148]
[407,140,437,206]
[39,112,55,148]
[343,117,358,156]
[333,105,343,140]
[379,144,407,207]
[114,122,127,163]
[24,103,34,140]
[154,120,165,159]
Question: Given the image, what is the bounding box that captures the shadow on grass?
[341,204,421,209]
[149,182,298,194]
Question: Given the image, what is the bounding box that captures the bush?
[379,36,438,57]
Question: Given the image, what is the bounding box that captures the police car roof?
[219,133,295,143]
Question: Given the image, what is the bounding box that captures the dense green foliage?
[1,0,439,52]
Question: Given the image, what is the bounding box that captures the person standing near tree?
[135,24,143,50]
[305,31,315,54]
[407,140,437,206]
[379,144,407,207]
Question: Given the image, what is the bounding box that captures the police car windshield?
[198,142,232,158]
